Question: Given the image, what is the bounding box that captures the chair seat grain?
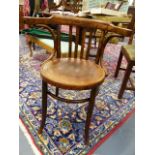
[41,58,106,90]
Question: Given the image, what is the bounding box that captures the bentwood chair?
[22,14,132,144]
[112,6,135,99]
[114,44,135,99]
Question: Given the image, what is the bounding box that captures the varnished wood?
[95,31,108,64]
[48,91,90,103]
[114,50,123,78]
[22,15,133,144]
[118,62,134,99]
[56,28,61,58]
[69,26,73,57]
[80,29,86,59]
[85,87,98,144]
[74,27,80,58]
[94,15,132,24]
[115,44,135,98]
[127,6,135,44]
[86,30,93,59]
[21,15,132,37]
[41,58,106,90]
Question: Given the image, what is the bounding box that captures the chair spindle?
[74,26,80,58]
[80,28,86,59]
[69,26,73,57]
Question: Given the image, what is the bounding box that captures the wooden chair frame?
[21,14,132,145]
[114,45,135,99]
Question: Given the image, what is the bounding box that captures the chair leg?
[114,51,123,78]
[85,87,98,145]
[55,87,59,97]
[118,62,133,99]
[38,80,48,134]
[27,41,33,57]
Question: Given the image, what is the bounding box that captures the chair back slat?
[74,26,80,58]
[85,30,93,60]
[80,28,86,59]
[56,28,61,58]
[95,31,106,64]
[69,25,73,57]
[22,14,133,63]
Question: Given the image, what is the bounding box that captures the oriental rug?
[19,35,135,155]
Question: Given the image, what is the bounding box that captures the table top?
[43,10,131,24]
[93,15,131,23]
[90,8,127,16]
[77,9,131,23]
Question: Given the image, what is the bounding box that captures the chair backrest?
[105,2,123,11]
[127,6,135,44]
[21,14,132,64]
[127,6,135,30]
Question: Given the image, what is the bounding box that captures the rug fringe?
[19,119,42,155]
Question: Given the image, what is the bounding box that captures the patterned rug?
[19,35,135,155]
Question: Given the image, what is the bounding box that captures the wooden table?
[79,8,131,24]
[90,8,127,16]
[93,15,132,24]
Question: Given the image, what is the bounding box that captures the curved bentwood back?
[22,14,132,64]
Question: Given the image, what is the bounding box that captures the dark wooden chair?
[112,6,135,99]
[105,1,123,11]
[114,44,135,99]
[127,6,135,44]
[22,14,132,144]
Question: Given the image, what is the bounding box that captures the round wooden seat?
[41,58,106,90]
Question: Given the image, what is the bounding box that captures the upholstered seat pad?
[122,44,135,61]
[41,58,106,90]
